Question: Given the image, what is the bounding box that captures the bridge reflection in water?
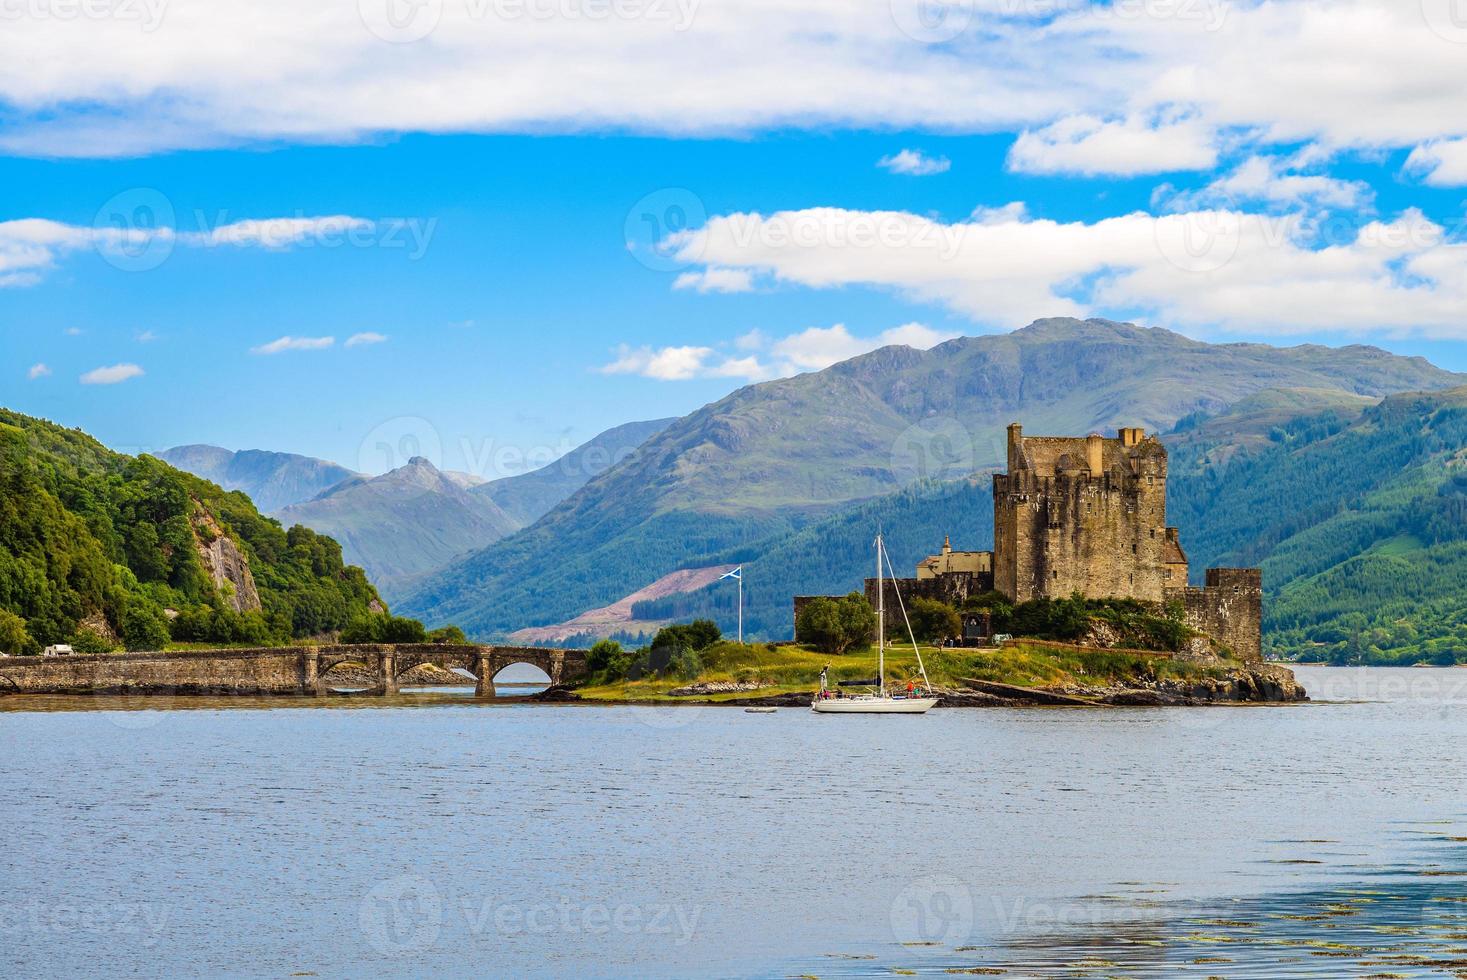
[0,644,588,699]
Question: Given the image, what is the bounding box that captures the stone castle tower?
[993,424,1187,603]
[992,423,1261,660]
[797,422,1264,661]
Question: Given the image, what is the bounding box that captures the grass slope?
[573,639,1230,702]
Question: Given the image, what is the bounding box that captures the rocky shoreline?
[535,663,1308,708]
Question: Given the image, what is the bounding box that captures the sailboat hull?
[810,696,938,714]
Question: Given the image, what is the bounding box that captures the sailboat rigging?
[810,531,939,714]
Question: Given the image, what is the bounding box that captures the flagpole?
[737,569,743,645]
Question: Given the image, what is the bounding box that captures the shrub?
[669,647,704,681]
[1008,594,1090,641]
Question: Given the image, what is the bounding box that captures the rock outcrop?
[192,506,262,613]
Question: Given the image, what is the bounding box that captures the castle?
[795,423,1262,661]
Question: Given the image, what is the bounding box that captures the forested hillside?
[1169,388,1467,664]
[0,409,383,654]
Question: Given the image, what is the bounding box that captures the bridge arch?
[316,654,382,695]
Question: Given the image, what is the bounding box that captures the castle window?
[1052,571,1058,580]
[1132,544,1137,554]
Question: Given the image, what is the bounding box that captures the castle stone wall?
[1169,568,1263,663]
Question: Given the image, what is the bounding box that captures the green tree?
[69,628,116,654]
[427,625,468,644]
[381,616,427,643]
[651,619,721,652]
[340,614,427,644]
[0,609,34,655]
[121,602,171,652]
[797,593,877,655]
[906,597,961,643]
[587,638,623,673]
[339,615,382,644]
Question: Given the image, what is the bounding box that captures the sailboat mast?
[876,531,885,694]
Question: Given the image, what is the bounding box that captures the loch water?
[3,666,1466,978]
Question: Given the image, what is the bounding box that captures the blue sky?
[6,2,1467,475]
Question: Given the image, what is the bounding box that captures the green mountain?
[474,417,676,527]
[622,478,997,642]
[398,318,1461,638]
[158,444,359,513]
[0,409,382,654]
[276,456,519,594]
[1167,386,1467,664]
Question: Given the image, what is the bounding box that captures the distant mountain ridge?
[158,445,359,513]
[275,456,519,592]
[474,417,677,526]
[396,318,1464,639]
[160,420,677,598]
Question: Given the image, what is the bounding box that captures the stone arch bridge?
[0,644,589,698]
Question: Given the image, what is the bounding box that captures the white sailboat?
[811,531,939,714]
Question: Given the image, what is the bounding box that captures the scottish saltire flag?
[720,567,742,581]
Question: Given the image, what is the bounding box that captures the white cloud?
[971,202,1029,225]
[0,215,376,288]
[1161,156,1374,213]
[251,335,335,355]
[878,149,951,176]
[1008,114,1218,177]
[734,329,768,351]
[600,322,958,381]
[671,268,754,293]
[27,363,50,380]
[0,0,1466,170]
[668,204,1467,339]
[345,331,388,347]
[136,329,159,342]
[600,345,724,381]
[64,326,83,336]
[1405,139,1467,187]
[770,323,959,373]
[187,216,374,248]
[80,363,143,385]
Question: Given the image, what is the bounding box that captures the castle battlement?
[994,423,1174,605]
